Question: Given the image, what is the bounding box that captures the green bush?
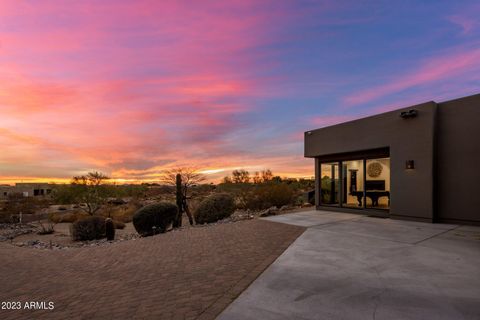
[71,216,106,241]
[244,183,294,210]
[195,193,235,224]
[132,202,177,236]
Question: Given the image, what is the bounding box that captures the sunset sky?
[1,1,479,184]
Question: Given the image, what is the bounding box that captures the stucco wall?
[437,94,480,223]
[305,101,437,221]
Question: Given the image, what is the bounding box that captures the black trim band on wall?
[316,147,390,163]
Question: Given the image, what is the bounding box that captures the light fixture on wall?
[306,131,313,135]
[405,160,415,170]
[400,109,418,119]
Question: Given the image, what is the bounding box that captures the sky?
[1,0,479,184]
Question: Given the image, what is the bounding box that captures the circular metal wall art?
[367,162,383,178]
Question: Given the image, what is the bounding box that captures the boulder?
[259,206,278,217]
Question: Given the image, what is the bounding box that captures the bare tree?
[261,169,273,182]
[71,171,112,215]
[232,169,250,183]
[222,176,233,184]
[253,171,262,184]
[160,167,206,226]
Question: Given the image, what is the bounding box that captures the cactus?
[132,202,178,236]
[71,216,106,241]
[105,218,115,241]
[174,173,183,228]
[194,193,235,224]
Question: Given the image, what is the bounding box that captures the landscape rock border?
[2,207,310,250]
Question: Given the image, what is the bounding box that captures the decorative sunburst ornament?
[367,162,383,178]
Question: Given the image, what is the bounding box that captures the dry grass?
[98,203,141,223]
[48,211,89,223]
[44,211,124,234]
[47,202,140,227]
[113,220,126,229]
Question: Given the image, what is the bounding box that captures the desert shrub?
[36,220,56,235]
[194,193,235,224]
[71,216,106,241]
[113,184,148,199]
[132,202,177,236]
[0,211,18,223]
[49,212,74,223]
[0,211,7,223]
[99,202,140,223]
[113,220,125,229]
[244,183,294,210]
[2,194,49,218]
[113,204,138,223]
[48,211,89,223]
[216,182,255,210]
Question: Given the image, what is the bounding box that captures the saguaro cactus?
[174,173,183,228]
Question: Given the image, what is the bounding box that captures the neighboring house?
[304,93,480,225]
[0,183,54,199]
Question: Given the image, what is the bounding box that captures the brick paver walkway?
[0,219,304,320]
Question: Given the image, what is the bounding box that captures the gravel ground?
[0,219,305,320]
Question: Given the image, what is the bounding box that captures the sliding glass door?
[320,162,339,206]
[320,156,390,211]
[342,160,364,208]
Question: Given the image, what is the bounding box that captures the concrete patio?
[218,210,480,320]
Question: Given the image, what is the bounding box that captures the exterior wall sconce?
[400,109,418,119]
[406,160,415,170]
[306,131,313,135]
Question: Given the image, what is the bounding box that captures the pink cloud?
[448,15,477,35]
[0,1,348,182]
[446,4,480,36]
[0,82,77,115]
[0,2,271,178]
[343,47,480,107]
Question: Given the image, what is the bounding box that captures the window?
[342,160,364,208]
[319,153,390,211]
[365,158,390,209]
[320,162,340,206]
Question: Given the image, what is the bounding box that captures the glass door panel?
[342,160,364,208]
[320,162,339,205]
[365,158,390,209]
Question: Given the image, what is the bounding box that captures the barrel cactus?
[194,193,235,224]
[132,202,178,236]
[105,218,115,241]
[71,216,106,241]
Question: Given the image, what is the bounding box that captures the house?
[0,183,54,199]
[304,93,480,225]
